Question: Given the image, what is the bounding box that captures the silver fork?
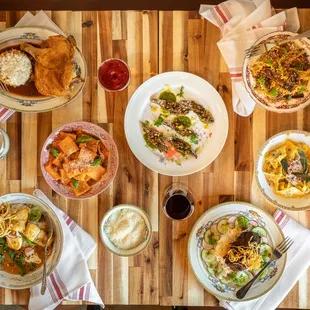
[236,236,294,299]
[41,214,54,295]
[0,80,8,93]
[245,29,310,58]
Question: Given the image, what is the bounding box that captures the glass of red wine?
[162,183,195,220]
[98,58,130,92]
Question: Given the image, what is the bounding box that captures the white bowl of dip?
[100,204,152,256]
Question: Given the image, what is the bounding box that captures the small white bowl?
[100,205,152,256]
[256,130,310,211]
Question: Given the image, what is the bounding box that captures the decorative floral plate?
[40,121,119,200]
[0,26,87,112]
[256,130,310,210]
[188,202,286,302]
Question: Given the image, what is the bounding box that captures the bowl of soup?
[0,193,63,289]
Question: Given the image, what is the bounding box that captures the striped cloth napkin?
[220,209,310,310]
[30,189,104,310]
[0,11,65,122]
[199,0,300,116]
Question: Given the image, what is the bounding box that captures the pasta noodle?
[263,139,310,197]
[44,130,110,197]
[0,203,16,237]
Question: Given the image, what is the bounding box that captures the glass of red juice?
[162,183,195,221]
[98,58,130,92]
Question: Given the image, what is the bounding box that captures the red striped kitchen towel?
[0,11,65,123]
[199,0,300,116]
[220,208,310,310]
[30,189,104,310]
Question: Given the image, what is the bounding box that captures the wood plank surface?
[0,9,310,309]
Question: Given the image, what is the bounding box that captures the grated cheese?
[0,49,32,87]
[105,209,147,250]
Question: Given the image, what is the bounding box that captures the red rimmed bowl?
[40,121,119,200]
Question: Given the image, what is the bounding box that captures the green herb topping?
[71,178,79,189]
[51,148,59,158]
[76,136,92,143]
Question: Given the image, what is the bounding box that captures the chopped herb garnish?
[208,236,217,245]
[190,133,199,145]
[298,85,307,94]
[295,63,303,71]
[154,116,164,127]
[159,91,177,102]
[20,233,38,247]
[281,158,288,173]
[176,86,185,98]
[298,149,308,172]
[287,94,292,100]
[0,254,4,264]
[0,238,5,246]
[265,57,273,64]
[71,178,79,189]
[76,136,92,143]
[269,88,278,97]
[283,48,288,55]
[91,157,102,166]
[28,205,42,222]
[51,148,59,158]
[174,116,191,127]
[258,76,265,85]
[293,173,310,181]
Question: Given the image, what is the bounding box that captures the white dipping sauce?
[104,209,147,250]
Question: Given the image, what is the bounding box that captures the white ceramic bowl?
[0,193,63,289]
[188,202,286,302]
[124,71,229,176]
[100,205,152,256]
[256,130,310,211]
[243,31,310,113]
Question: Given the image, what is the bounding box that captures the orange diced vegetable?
[45,164,61,181]
[70,180,91,196]
[78,147,97,163]
[60,169,71,185]
[59,131,77,140]
[86,165,107,182]
[58,136,79,156]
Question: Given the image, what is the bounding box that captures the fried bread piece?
[20,35,82,97]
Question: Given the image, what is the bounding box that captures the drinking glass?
[98,58,130,92]
[0,128,10,160]
[162,183,195,220]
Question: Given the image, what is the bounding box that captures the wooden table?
[0,9,310,308]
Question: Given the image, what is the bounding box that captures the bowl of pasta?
[0,193,63,289]
[256,130,310,210]
[243,31,310,113]
[40,121,119,199]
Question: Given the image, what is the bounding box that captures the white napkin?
[0,11,64,123]
[200,0,300,116]
[220,209,310,310]
[29,189,104,310]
